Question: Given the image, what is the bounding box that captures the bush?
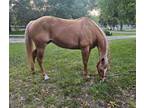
[104,29,112,36]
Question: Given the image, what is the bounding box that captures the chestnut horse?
[25,16,108,81]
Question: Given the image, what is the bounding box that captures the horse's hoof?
[44,74,49,80]
[31,71,35,74]
[84,75,90,81]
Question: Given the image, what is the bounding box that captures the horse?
[25,16,109,81]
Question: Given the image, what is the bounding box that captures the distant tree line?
[9,0,97,32]
[98,0,136,30]
[9,0,135,32]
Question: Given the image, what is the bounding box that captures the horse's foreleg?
[81,46,90,80]
[37,47,49,80]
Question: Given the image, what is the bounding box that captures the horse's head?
[97,57,108,81]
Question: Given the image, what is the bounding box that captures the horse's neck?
[98,36,108,61]
[91,20,108,61]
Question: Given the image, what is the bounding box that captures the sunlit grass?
[10,38,136,108]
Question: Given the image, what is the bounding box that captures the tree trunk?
[9,25,12,33]
[112,25,115,30]
[120,22,123,31]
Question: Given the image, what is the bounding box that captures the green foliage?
[104,29,112,36]
[10,30,25,35]
[90,16,99,23]
[10,0,41,25]
[98,0,136,30]
[9,0,97,27]
[10,39,135,107]
[45,0,89,18]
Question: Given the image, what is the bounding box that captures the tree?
[11,0,42,25]
[10,0,42,29]
[98,0,135,30]
[44,0,97,19]
[9,0,98,31]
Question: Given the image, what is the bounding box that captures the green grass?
[9,39,136,108]
[10,31,25,35]
[112,31,136,36]
[123,29,136,32]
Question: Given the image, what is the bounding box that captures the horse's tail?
[25,21,34,69]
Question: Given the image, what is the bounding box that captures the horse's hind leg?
[30,49,37,74]
[37,47,49,80]
[32,49,37,63]
[81,46,90,80]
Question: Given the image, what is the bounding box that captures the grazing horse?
[25,16,108,81]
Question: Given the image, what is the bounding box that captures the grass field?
[9,39,136,108]
[111,32,136,36]
[10,31,25,35]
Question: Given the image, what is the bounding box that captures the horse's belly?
[52,38,80,49]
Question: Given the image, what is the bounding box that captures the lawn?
[9,39,136,108]
[111,31,136,36]
[10,31,25,35]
